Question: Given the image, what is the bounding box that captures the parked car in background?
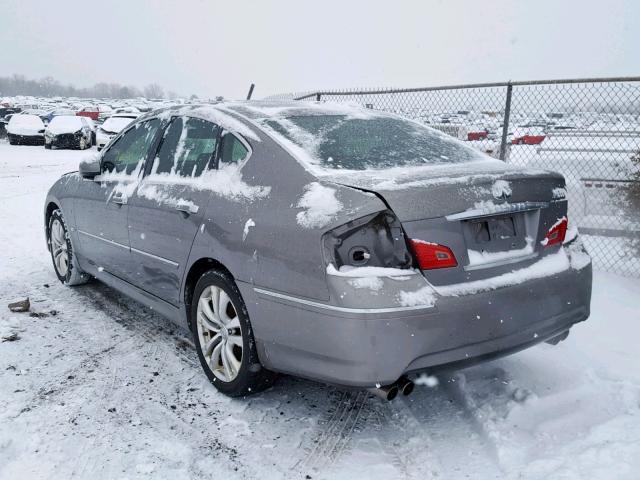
[82,116,97,145]
[6,113,46,145]
[77,106,100,121]
[0,106,22,119]
[44,115,93,149]
[96,113,138,150]
[97,104,114,122]
[467,129,488,141]
[113,106,140,114]
[512,126,546,145]
[43,108,77,125]
[44,102,592,399]
[0,107,21,137]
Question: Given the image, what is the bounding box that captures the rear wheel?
[48,209,90,286]
[190,270,276,396]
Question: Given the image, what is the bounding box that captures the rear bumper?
[242,242,592,388]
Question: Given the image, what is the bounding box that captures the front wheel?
[48,209,90,286]
[190,270,276,397]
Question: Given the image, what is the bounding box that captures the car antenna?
[246,83,255,100]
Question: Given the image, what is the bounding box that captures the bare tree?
[0,73,175,100]
[143,83,165,99]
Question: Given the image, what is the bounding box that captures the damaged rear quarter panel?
[186,127,388,303]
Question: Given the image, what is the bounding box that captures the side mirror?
[79,156,101,179]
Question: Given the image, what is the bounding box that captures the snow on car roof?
[8,113,43,126]
[223,100,382,120]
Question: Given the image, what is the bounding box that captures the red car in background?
[76,107,99,121]
[467,129,488,141]
[512,126,546,145]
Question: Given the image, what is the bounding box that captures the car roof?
[145,100,373,120]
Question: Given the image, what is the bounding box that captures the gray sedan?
[44,102,592,399]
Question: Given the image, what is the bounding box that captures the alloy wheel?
[196,285,243,382]
[50,219,69,277]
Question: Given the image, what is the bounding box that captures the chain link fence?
[268,78,640,276]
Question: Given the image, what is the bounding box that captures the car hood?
[46,127,82,136]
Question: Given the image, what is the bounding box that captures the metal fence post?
[499,83,513,161]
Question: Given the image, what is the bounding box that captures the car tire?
[47,209,91,286]
[190,270,276,397]
[44,142,52,149]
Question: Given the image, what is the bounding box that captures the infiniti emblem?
[491,180,512,201]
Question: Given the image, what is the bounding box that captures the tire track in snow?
[293,390,370,474]
[8,277,251,478]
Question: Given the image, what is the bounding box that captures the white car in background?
[95,113,139,150]
[44,115,93,150]
[6,114,46,145]
[97,104,114,122]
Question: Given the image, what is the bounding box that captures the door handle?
[175,201,199,216]
[111,192,127,205]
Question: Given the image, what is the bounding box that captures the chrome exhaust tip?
[368,384,399,401]
[397,376,415,396]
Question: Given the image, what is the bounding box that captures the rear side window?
[101,119,161,175]
[151,117,220,177]
[219,133,249,166]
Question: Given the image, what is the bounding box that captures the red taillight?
[542,216,568,247]
[410,239,458,270]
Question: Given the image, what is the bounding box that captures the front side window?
[219,133,249,166]
[101,119,160,174]
[151,117,220,177]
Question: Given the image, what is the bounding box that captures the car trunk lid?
[324,162,569,286]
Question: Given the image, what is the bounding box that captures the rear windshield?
[262,114,486,170]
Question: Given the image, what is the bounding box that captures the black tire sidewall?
[189,270,266,396]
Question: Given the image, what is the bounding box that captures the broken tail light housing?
[409,239,458,270]
[322,210,413,269]
[542,216,568,248]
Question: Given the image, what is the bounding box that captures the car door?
[74,119,161,279]
[127,116,220,305]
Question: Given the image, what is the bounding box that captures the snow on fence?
[269,77,640,276]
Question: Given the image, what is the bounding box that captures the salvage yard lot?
[1,141,639,479]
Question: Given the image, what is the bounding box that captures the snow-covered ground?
[0,141,639,479]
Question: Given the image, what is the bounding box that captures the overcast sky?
[1,0,638,99]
